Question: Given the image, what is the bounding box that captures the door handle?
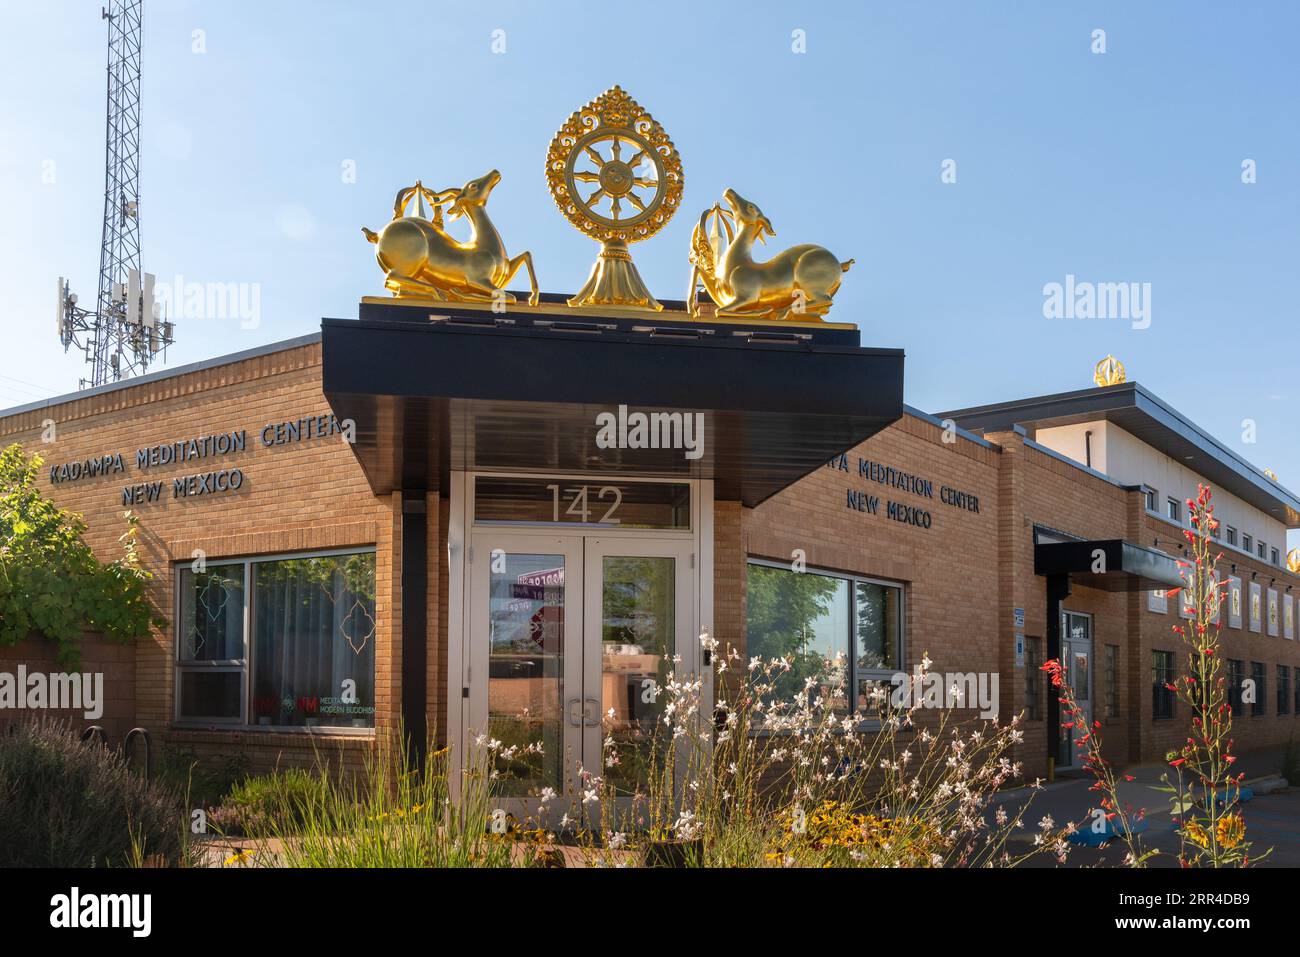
[566,697,584,727]
[583,697,601,727]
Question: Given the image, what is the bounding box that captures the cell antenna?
[57,1,174,390]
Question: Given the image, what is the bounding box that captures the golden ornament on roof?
[546,86,683,311]
[362,170,539,305]
[1288,548,1300,574]
[1093,354,1127,387]
[687,189,854,321]
[1264,468,1279,482]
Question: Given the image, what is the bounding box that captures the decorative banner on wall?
[1228,576,1243,630]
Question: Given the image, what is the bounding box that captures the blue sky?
[1,0,1296,546]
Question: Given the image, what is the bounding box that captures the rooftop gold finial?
[1289,548,1300,574]
[546,86,683,311]
[1264,468,1279,482]
[1093,354,1127,387]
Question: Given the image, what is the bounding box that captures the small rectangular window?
[1104,644,1119,718]
[1144,488,1157,512]
[1272,548,1281,567]
[1278,666,1291,716]
[1166,498,1181,523]
[1252,662,1267,717]
[1226,526,1237,547]
[1243,534,1253,553]
[1258,540,1267,559]
[1228,659,1244,717]
[1025,637,1041,721]
[1152,650,1175,720]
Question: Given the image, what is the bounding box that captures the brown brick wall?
[0,632,137,744]
[0,342,391,776]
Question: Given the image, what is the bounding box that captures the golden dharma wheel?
[546,86,683,246]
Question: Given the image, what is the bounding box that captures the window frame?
[1152,649,1176,720]
[1226,526,1237,547]
[745,558,905,717]
[1278,665,1291,716]
[173,546,378,733]
[1104,643,1119,719]
[1227,659,1244,717]
[1166,497,1181,523]
[1251,661,1267,717]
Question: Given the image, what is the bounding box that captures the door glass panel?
[600,556,675,795]
[488,553,566,796]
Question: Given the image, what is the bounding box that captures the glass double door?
[466,531,695,817]
[1058,611,1092,768]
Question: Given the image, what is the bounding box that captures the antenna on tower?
[58,0,174,390]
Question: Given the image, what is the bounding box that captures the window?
[1258,540,1267,560]
[746,562,902,716]
[1143,488,1158,512]
[1104,644,1119,718]
[1151,650,1175,720]
[1251,662,1266,717]
[1293,671,1300,716]
[1166,498,1181,523]
[1279,666,1291,716]
[1025,636,1041,721]
[1210,522,1221,540]
[1243,533,1253,554]
[1226,526,1237,547]
[1272,548,1281,567]
[1227,659,1244,717]
[176,550,377,729]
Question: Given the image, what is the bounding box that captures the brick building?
[2,297,1297,790]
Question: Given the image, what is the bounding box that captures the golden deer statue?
[362,169,539,306]
[688,188,853,321]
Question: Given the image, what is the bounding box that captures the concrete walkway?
[992,745,1300,866]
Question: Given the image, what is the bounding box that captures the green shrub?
[156,743,249,810]
[210,768,330,836]
[0,719,188,867]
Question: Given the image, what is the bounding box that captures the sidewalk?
[993,745,1299,866]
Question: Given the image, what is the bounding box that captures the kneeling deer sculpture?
[688,187,853,321]
[362,169,539,306]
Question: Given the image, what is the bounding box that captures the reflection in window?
[175,551,377,729]
[251,554,377,729]
[746,563,903,717]
[600,555,675,795]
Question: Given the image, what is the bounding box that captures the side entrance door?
[1057,611,1093,768]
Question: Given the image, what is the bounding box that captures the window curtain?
[252,556,376,727]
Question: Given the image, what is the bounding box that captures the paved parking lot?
[995,745,1300,867]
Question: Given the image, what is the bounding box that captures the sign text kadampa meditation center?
[45,412,347,504]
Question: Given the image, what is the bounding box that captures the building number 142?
[547,484,623,524]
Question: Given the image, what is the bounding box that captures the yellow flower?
[223,848,252,866]
[1183,821,1210,848]
[1216,813,1245,849]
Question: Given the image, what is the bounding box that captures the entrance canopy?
[1034,539,1185,591]
[322,300,905,506]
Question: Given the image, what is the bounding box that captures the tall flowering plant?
[1042,658,1153,866]
[1161,484,1265,867]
